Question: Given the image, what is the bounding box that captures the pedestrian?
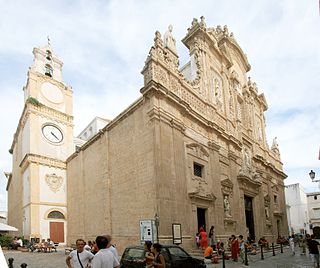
[91,236,120,268]
[66,239,94,268]
[103,235,119,261]
[238,235,245,263]
[208,226,216,248]
[199,227,208,250]
[300,235,306,255]
[231,234,239,262]
[308,234,320,268]
[151,243,166,268]
[203,245,214,260]
[289,235,295,256]
[144,241,154,268]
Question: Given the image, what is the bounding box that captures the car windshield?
[168,247,189,258]
[123,248,145,260]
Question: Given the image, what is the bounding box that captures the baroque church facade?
[7,17,288,251]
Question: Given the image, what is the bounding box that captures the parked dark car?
[120,244,206,268]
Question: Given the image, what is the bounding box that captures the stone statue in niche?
[224,195,231,217]
[163,25,177,54]
[214,78,223,111]
[244,148,251,168]
[265,206,270,220]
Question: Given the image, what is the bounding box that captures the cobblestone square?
[3,246,317,268]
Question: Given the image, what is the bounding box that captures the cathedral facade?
[7,18,288,252]
[67,18,288,252]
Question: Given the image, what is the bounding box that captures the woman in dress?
[151,243,166,268]
[231,234,239,262]
[208,226,215,248]
[199,227,208,250]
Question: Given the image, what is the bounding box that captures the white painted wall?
[285,183,310,235]
[307,192,320,229]
[39,166,66,204]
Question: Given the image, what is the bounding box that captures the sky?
[0,0,319,211]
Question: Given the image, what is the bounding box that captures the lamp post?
[309,170,320,188]
[155,213,160,243]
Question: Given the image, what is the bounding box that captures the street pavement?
[3,246,317,268]
[205,246,315,268]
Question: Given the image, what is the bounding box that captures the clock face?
[42,124,63,143]
[40,82,63,104]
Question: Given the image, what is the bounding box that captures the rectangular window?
[193,163,203,177]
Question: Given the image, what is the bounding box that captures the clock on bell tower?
[7,43,74,244]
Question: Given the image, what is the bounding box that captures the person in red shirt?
[231,235,239,262]
[199,227,208,250]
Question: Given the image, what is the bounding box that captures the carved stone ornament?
[45,173,63,193]
[186,143,209,160]
[221,176,233,197]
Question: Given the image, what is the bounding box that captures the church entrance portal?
[50,222,64,243]
[244,196,255,240]
[197,208,206,231]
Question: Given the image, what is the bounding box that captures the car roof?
[125,244,183,249]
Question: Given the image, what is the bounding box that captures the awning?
[0,222,18,232]
[0,246,8,268]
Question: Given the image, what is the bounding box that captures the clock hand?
[51,131,59,141]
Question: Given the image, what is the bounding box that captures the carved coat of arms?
[45,173,63,193]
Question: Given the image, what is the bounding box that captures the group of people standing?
[196,225,215,250]
[289,234,320,268]
[196,226,248,263]
[66,235,119,268]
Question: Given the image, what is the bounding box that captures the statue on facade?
[163,25,177,54]
[224,195,231,217]
[271,137,279,152]
[265,206,270,220]
[200,16,206,28]
[214,78,223,111]
[244,148,251,168]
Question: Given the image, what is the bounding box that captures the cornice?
[19,153,66,172]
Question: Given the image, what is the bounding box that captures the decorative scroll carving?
[45,173,63,193]
[221,176,233,197]
[186,143,209,160]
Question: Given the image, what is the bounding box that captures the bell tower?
[7,42,74,243]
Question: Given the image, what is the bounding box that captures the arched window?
[48,211,65,219]
[45,64,53,77]
[46,50,52,61]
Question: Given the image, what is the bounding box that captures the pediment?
[186,143,209,158]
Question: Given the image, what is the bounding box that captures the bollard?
[260,245,264,260]
[272,242,275,256]
[222,250,226,268]
[8,258,14,268]
[244,245,249,266]
[21,264,28,268]
[280,242,283,253]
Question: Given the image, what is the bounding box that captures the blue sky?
[0,0,319,211]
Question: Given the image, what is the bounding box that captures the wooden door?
[50,222,64,243]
